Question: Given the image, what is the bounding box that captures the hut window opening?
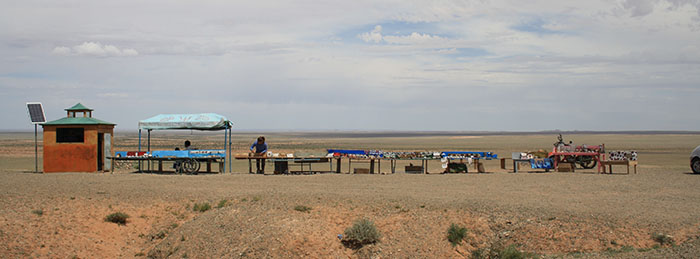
[56,128,84,143]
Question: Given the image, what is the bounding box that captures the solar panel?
[26,102,46,124]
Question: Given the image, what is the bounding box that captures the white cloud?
[51,46,71,55]
[619,0,700,18]
[359,25,384,43]
[52,42,138,57]
[358,25,446,45]
[383,32,446,45]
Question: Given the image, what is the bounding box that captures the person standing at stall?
[250,136,268,174]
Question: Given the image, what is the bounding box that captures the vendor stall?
[327,149,498,174]
[112,113,233,174]
[234,154,335,174]
[548,134,605,173]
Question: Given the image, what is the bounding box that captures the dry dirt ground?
[1,132,699,258]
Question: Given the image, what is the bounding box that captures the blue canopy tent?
[138,113,233,173]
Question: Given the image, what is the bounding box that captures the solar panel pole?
[26,102,45,173]
[34,124,38,173]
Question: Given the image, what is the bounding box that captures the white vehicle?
[692,145,700,174]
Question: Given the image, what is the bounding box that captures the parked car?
[692,145,700,174]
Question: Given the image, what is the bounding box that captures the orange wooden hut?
[42,103,115,173]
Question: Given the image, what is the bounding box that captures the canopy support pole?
[147,129,151,172]
[229,127,232,173]
[138,129,142,173]
[224,126,227,174]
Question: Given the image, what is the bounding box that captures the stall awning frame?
[137,113,233,173]
[138,113,232,131]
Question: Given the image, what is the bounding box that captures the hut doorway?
[98,133,104,171]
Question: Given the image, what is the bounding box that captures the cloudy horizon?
[2,0,699,131]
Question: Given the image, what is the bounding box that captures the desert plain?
[1,132,700,258]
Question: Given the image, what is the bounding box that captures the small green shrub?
[192,203,211,212]
[342,218,381,249]
[252,196,261,202]
[447,223,468,246]
[498,244,537,259]
[31,209,43,216]
[471,248,487,259]
[294,205,312,213]
[216,199,227,208]
[652,233,674,246]
[620,246,635,253]
[152,230,168,240]
[105,212,130,225]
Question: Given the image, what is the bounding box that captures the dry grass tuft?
[342,218,381,249]
[447,223,468,246]
[193,203,211,212]
[105,212,129,225]
[293,205,312,213]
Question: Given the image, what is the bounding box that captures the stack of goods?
[518,153,535,159]
[528,150,549,159]
[382,151,440,159]
[115,151,148,157]
[608,151,637,161]
[446,163,468,173]
[530,158,554,169]
[576,144,605,153]
[444,153,482,159]
[555,144,575,153]
[327,149,375,159]
[368,150,385,158]
[441,152,497,160]
[189,150,226,158]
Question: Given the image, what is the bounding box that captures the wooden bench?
[600,160,637,174]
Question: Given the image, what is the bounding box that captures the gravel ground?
[1,170,699,258]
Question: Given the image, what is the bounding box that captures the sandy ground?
[1,132,699,258]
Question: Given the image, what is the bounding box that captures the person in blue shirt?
[250,136,268,174]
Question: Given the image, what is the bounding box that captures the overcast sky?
[2,0,699,131]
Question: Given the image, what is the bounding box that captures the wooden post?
[336,157,341,174]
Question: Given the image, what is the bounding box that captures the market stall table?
[235,155,335,174]
[549,152,603,173]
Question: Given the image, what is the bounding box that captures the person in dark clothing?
[184,140,193,150]
[173,147,182,172]
[250,136,268,174]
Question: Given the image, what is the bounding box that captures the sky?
[1,0,699,131]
